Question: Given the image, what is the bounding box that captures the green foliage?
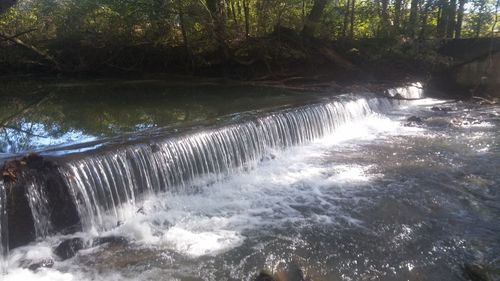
[0,0,498,72]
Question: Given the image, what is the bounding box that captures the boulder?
[254,263,309,281]
[405,116,424,127]
[92,236,128,247]
[3,153,81,249]
[27,258,54,271]
[463,263,491,281]
[54,238,84,260]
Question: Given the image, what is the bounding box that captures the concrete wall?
[455,52,500,97]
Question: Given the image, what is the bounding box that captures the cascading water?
[59,96,396,233]
[387,82,423,99]
[0,84,423,250]
[2,82,499,281]
[0,181,7,273]
[25,177,53,238]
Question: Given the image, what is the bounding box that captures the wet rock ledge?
[1,153,80,249]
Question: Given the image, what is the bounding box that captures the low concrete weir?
[0,84,424,257]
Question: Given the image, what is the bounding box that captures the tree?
[408,0,420,37]
[205,0,230,58]
[394,0,403,32]
[349,0,355,38]
[437,0,448,38]
[447,0,457,37]
[380,0,390,35]
[301,0,329,37]
[455,0,467,38]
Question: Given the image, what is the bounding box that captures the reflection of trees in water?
[0,80,298,153]
[0,82,217,153]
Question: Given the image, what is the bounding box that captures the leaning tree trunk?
[0,0,62,71]
[301,0,329,37]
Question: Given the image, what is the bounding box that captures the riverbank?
[0,34,445,90]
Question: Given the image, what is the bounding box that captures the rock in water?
[463,263,491,281]
[407,116,423,123]
[254,263,309,281]
[255,271,276,281]
[1,159,22,183]
[27,258,55,271]
[92,236,128,247]
[405,116,424,127]
[54,238,84,260]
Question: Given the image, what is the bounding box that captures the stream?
[0,80,498,281]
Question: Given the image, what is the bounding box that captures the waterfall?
[26,177,53,238]
[0,84,425,251]
[59,96,394,232]
[0,181,7,273]
[387,82,423,99]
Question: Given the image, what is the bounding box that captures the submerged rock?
[54,236,128,261]
[431,106,453,113]
[92,236,128,247]
[463,263,492,281]
[255,271,277,281]
[26,258,55,271]
[407,116,423,123]
[54,238,85,260]
[254,263,309,281]
[405,116,424,127]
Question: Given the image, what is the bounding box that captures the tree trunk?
[394,0,403,32]
[302,0,307,26]
[0,32,61,70]
[474,0,487,37]
[408,0,420,37]
[419,0,431,39]
[380,0,390,35]
[447,0,457,38]
[256,0,266,34]
[229,0,238,25]
[177,0,189,51]
[343,0,351,38]
[349,0,355,39]
[301,0,329,37]
[242,0,250,37]
[436,0,448,38]
[206,0,230,59]
[454,0,466,38]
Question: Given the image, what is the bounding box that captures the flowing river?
[0,80,498,281]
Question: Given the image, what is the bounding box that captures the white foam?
[387,82,424,99]
[93,114,409,259]
[1,100,429,280]
[163,227,243,257]
[3,268,76,281]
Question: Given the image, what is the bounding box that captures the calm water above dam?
[0,79,321,155]
[0,80,499,281]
